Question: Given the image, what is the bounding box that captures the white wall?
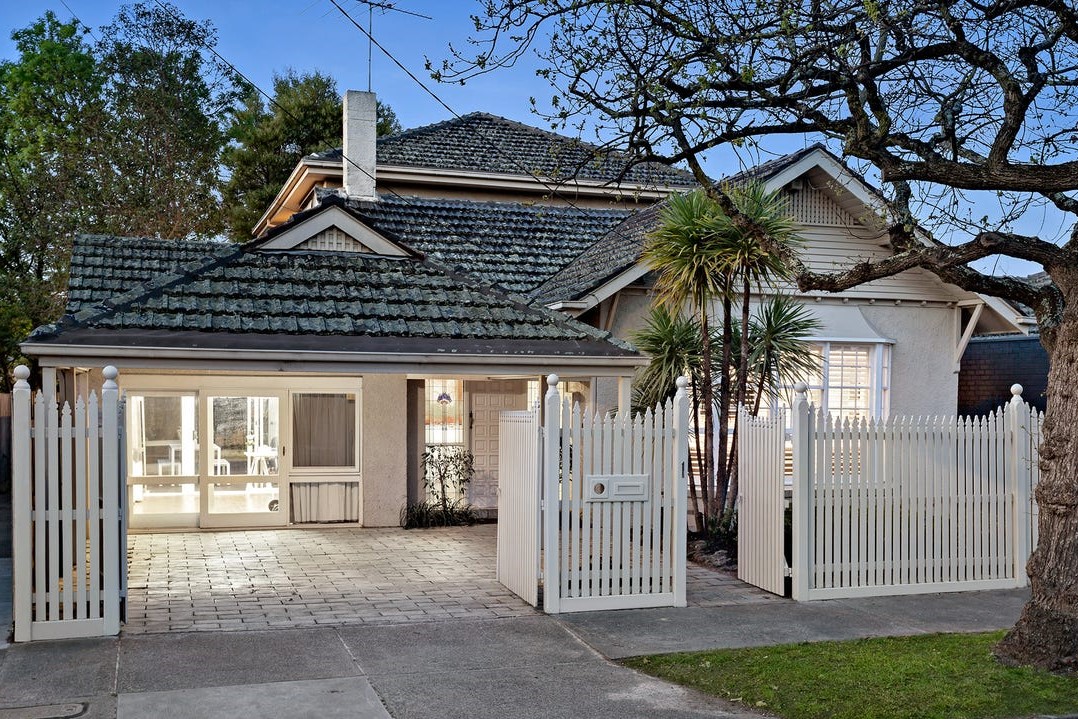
[360,373,408,526]
[861,304,958,416]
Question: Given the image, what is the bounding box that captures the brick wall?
[958,335,1048,416]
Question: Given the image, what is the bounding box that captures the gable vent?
[302,226,373,253]
[787,186,856,227]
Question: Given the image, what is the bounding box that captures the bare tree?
[441,0,1078,671]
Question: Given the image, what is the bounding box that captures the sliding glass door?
[201,392,287,528]
[127,393,201,529]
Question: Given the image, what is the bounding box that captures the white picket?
[11,366,123,641]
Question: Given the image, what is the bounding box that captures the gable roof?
[307,112,699,189]
[534,145,1033,335]
[30,235,638,360]
[255,192,632,295]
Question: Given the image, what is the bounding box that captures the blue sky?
[0,1,1060,277]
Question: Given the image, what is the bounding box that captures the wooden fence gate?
[497,374,689,613]
[736,408,787,596]
[738,383,1042,600]
[11,366,126,641]
[496,409,542,606]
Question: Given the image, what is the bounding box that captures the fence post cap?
[13,365,30,382]
[546,373,559,388]
[675,376,688,390]
[103,365,119,382]
[1010,383,1023,399]
[793,381,809,396]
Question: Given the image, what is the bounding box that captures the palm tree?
[714,183,805,510]
[631,305,717,530]
[747,295,823,416]
[642,191,729,516]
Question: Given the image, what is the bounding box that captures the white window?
[779,342,890,420]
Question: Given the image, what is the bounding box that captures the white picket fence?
[497,409,542,606]
[736,409,787,596]
[497,374,689,613]
[11,366,126,641]
[739,383,1043,601]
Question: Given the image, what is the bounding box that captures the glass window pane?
[425,379,465,446]
[211,396,279,477]
[128,395,199,477]
[207,482,280,514]
[292,393,357,468]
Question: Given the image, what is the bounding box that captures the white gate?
[11,365,126,641]
[496,409,541,606]
[541,374,688,613]
[736,407,787,596]
[787,384,1043,600]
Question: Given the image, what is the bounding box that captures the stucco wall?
[361,373,408,527]
[860,305,958,416]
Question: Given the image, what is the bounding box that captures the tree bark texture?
[996,275,1078,673]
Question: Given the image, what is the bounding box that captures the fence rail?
[11,366,124,641]
[740,383,1043,601]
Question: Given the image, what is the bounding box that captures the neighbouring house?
[22,91,1034,532]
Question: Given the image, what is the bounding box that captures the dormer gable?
[250,200,413,258]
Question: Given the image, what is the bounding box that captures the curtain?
[292,393,356,467]
[290,482,360,523]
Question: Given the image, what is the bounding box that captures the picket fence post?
[542,373,561,614]
[1007,383,1031,588]
[790,382,812,601]
[101,366,121,634]
[11,365,32,642]
[672,376,689,607]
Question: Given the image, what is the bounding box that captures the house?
[21,92,692,531]
[534,145,1036,419]
[21,91,1033,532]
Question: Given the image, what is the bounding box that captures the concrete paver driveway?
[125,524,778,634]
[125,524,538,633]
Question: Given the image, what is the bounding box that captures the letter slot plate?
[585,474,650,502]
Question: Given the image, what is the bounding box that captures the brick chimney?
[342,90,377,200]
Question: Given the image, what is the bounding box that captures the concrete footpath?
[0,585,1028,719]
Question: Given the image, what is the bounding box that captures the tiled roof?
[263,192,632,295]
[531,202,665,304]
[307,112,698,189]
[535,144,841,304]
[33,235,636,357]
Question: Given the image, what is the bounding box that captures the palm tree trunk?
[726,277,753,510]
[699,305,714,516]
[688,391,705,532]
[715,291,733,514]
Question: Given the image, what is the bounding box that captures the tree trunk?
[699,306,714,516]
[996,287,1078,673]
[715,293,733,514]
[688,390,706,532]
[725,277,752,510]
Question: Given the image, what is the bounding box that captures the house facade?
[22,91,1032,532]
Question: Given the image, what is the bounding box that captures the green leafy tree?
[0,5,240,381]
[96,2,240,238]
[0,13,107,382]
[222,70,401,239]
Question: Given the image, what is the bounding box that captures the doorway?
[123,375,362,530]
[127,390,286,529]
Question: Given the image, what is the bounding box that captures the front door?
[467,380,528,510]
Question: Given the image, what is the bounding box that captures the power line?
[328,0,619,213]
[148,0,397,206]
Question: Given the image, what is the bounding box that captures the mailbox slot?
[585,474,650,502]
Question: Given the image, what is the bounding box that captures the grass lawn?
[623,631,1078,719]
